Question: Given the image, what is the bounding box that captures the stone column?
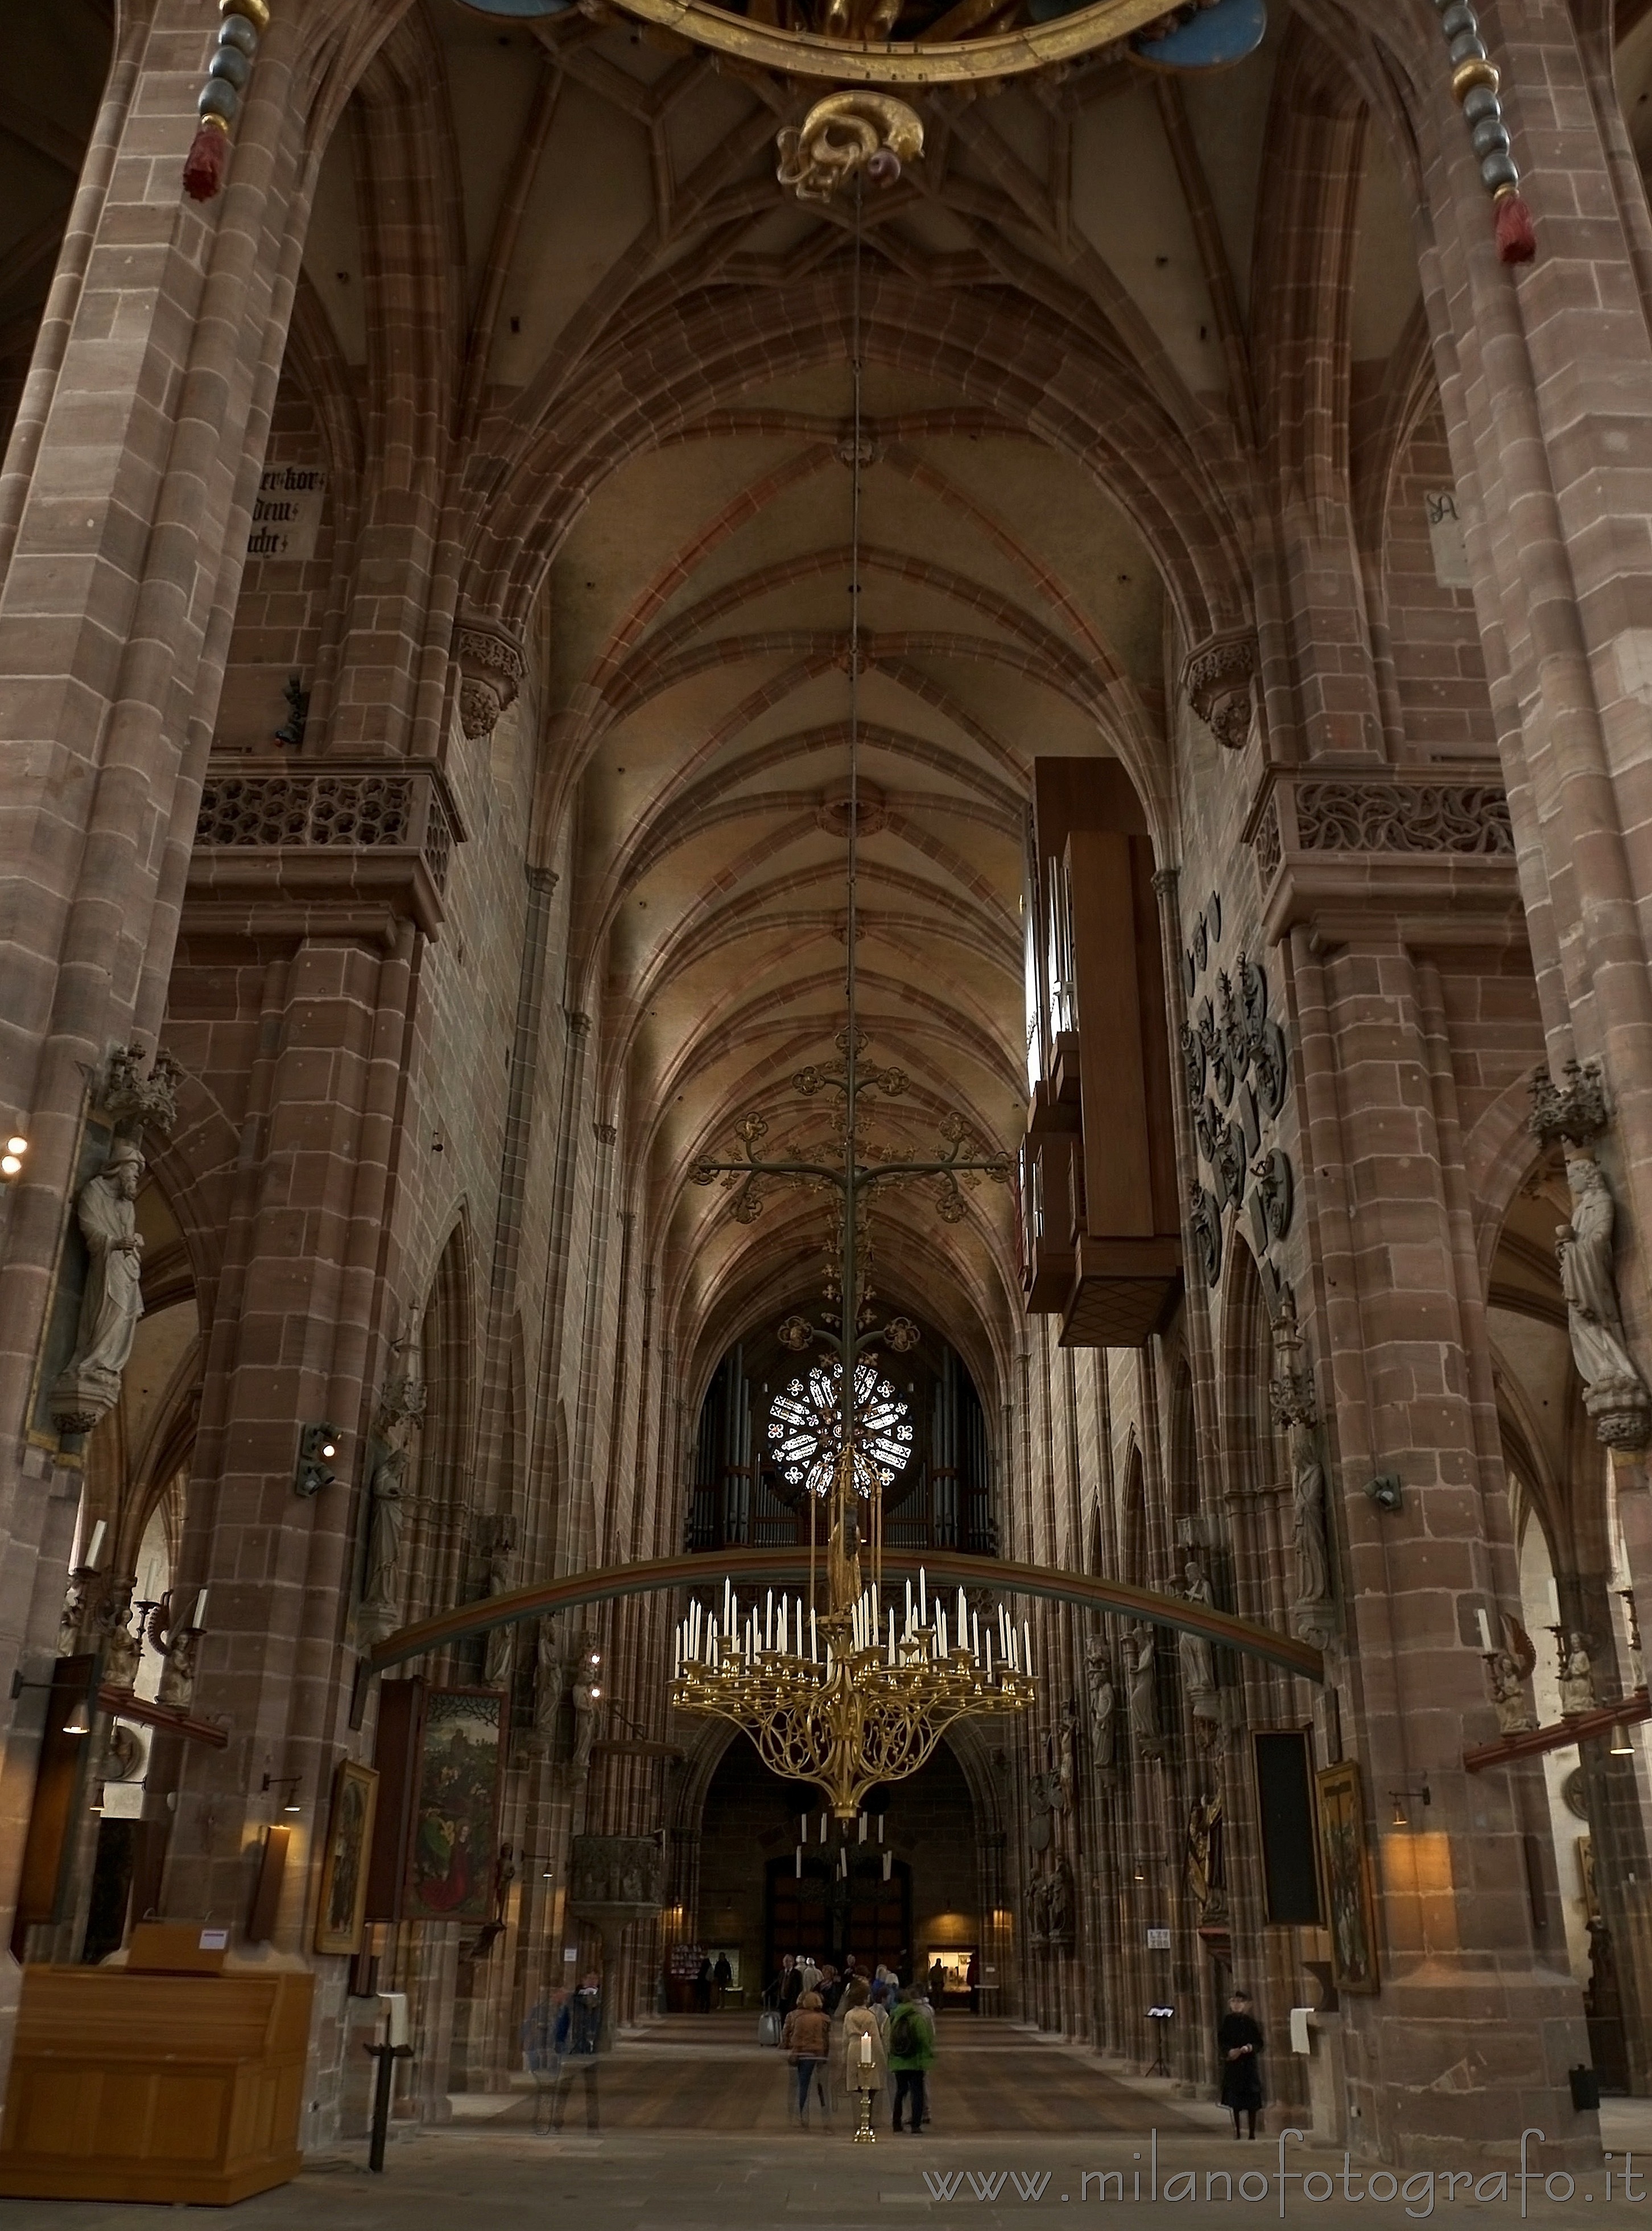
[0,0,353,2042]
[1289,913,1589,2167]
[1413,0,1652,1338]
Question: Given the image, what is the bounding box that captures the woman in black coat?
[1217,1991,1265,2138]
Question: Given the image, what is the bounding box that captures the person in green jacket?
[886,1985,935,2133]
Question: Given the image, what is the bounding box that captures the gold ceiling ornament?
[777,91,924,203]
[602,0,1190,83]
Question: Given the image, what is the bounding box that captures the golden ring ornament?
[462,0,1201,84]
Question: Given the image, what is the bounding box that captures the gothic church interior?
[3,0,1652,2201]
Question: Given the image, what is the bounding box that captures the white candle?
[919,1568,927,1621]
[801,1811,809,1841]
[811,1608,818,1660]
[796,1845,803,1878]
[85,1520,106,1572]
[191,1587,208,1631]
[861,2030,873,2065]
[877,1813,883,1844]
[766,1590,774,1649]
[883,1850,891,1881]
[859,1812,867,1844]
[1476,1608,1494,1653]
[972,1613,980,1660]
[820,1813,828,1843]
[1023,1619,1032,1672]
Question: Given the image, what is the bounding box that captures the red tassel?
[1495,192,1536,266]
[182,122,230,203]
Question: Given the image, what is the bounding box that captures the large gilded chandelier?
[672,197,1032,1818]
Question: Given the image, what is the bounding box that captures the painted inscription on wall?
[1424,489,1472,590]
[248,465,327,562]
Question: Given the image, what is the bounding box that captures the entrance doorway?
[765,1854,911,1980]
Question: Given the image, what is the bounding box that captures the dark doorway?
[766,1854,911,1980]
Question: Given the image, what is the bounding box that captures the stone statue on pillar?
[1527,1059,1651,1450]
[570,1633,604,1776]
[1085,1647,1117,1777]
[1177,1558,1218,1714]
[1126,1624,1162,1759]
[478,1512,518,1689]
[1556,1157,1652,1450]
[1484,1648,1539,1735]
[1270,1291,1336,1640]
[358,1370,425,1643]
[49,1140,147,1435]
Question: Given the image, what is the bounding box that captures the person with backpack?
[887,1984,935,2134]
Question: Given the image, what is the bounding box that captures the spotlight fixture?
[1611,1723,1636,1756]
[294,1422,340,1499]
[1390,1792,1409,1828]
[1,1135,26,1180]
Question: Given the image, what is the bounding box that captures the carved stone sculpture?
[568,1832,663,1914]
[1291,1451,1332,1611]
[97,1577,142,1692]
[571,1643,603,1776]
[1555,1155,1652,1449]
[1185,1791,1224,1917]
[479,1513,518,1689]
[1044,1855,1075,1949]
[1484,1648,1538,1735]
[1560,1632,1597,1718]
[358,1372,425,1642]
[1127,1623,1162,1759]
[1085,1648,1117,1773]
[49,1140,147,1434]
[1181,629,1258,752]
[1178,1560,1218,1712]
[1055,1700,1078,1811]
[156,1624,199,1712]
[533,1615,568,1754]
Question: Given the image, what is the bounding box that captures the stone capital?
[1181,628,1258,751]
[453,611,527,739]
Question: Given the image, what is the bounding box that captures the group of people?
[773,1957,938,2134]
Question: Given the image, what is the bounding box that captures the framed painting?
[403,1686,506,1924]
[315,1759,379,1954]
[1315,1758,1380,1995]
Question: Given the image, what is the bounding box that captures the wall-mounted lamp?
[1,1135,28,1181]
[1389,1783,1432,1828]
[11,1670,92,1737]
[294,1423,340,1499]
[261,1773,303,1815]
[1611,1724,1636,1756]
[1366,1474,1403,1514]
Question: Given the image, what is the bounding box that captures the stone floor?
[0,2016,1637,2226]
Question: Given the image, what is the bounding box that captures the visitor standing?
[1218,1990,1265,2139]
[782,1989,833,2129]
[551,1973,603,2131]
[696,1954,713,2013]
[780,1956,804,2015]
[887,1985,936,2134]
[521,1989,566,2135]
[713,1950,733,2009]
[965,1951,980,2015]
[927,1957,946,2007]
[841,1977,888,2115]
